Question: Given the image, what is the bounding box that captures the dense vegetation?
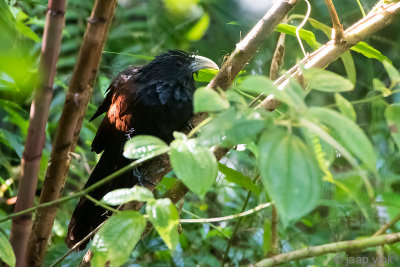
[1,0,400,266]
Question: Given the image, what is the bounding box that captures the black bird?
[66,50,219,250]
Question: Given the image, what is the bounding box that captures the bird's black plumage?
[66,50,218,250]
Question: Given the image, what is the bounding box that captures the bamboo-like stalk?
[9,1,67,266]
[25,1,118,266]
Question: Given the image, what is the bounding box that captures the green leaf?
[275,24,320,49]
[0,230,15,267]
[303,68,354,92]
[382,60,400,86]
[193,87,229,113]
[91,211,146,267]
[351,42,391,63]
[198,109,265,147]
[195,68,218,82]
[123,135,169,159]
[186,12,210,41]
[239,75,306,110]
[146,198,180,251]
[169,138,217,197]
[341,51,357,85]
[102,186,154,205]
[334,93,357,122]
[218,163,261,196]
[308,107,376,172]
[258,130,321,224]
[373,78,391,96]
[385,104,400,151]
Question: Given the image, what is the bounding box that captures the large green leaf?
[123,135,169,159]
[91,211,146,267]
[303,68,354,92]
[193,87,229,113]
[239,75,306,110]
[198,108,265,147]
[102,186,154,205]
[218,163,261,196]
[169,138,217,197]
[258,130,321,224]
[309,107,376,172]
[385,104,400,150]
[146,198,180,251]
[0,230,15,267]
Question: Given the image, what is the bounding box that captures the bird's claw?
[133,168,156,186]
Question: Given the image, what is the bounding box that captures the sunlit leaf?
[92,211,146,267]
[334,93,356,122]
[123,135,169,159]
[259,129,321,224]
[146,198,180,252]
[102,186,154,205]
[0,230,15,267]
[303,68,354,92]
[169,138,217,197]
[308,107,376,172]
[276,24,320,49]
[352,42,391,63]
[193,87,229,113]
[186,12,210,41]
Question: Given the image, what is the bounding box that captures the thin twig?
[0,151,166,224]
[181,209,229,239]
[49,222,105,267]
[181,202,271,224]
[221,176,261,265]
[373,212,400,237]
[324,0,344,43]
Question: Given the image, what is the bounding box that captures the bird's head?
[137,50,219,83]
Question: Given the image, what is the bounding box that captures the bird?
[66,50,219,250]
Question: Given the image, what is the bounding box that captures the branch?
[251,232,400,266]
[26,1,118,265]
[324,0,344,43]
[257,1,400,110]
[9,1,67,265]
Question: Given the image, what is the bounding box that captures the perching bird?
[66,50,219,250]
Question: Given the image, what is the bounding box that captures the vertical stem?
[9,1,67,266]
[25,1,118,266]
[268,205,279,256]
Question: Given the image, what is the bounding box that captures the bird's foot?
[133,167,156,186]
[125,128,135,140]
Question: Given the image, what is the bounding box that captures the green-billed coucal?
[66,50,219,250]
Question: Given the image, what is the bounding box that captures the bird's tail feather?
[66,148,136,250]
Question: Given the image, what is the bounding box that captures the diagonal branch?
[252,232,400,267]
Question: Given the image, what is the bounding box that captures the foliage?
[1,0,400,266]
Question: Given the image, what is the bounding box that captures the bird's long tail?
[66,148,136,250]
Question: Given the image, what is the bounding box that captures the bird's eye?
[176,61,183,67]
